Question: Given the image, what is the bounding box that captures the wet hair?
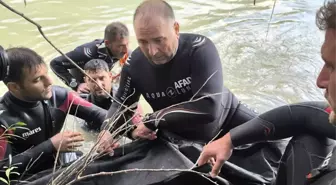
[104,22,129,42]
[3,47,45,84]
[84,59,109,72]
[133,0,175,22]
[316,0,336,30]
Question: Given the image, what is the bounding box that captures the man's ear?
[6,82,21,93]
[104,40,110,46]
[174,21,180,38]
[108,71,113,80]
[83,75,88,83]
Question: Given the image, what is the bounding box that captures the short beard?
[329,110,336,126]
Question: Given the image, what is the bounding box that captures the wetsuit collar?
[89,89,113,110]
[7,92,40,108]
[97,41,119,64]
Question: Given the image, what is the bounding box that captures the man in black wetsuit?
[80,59,115,110]
[0,47,107,180]
[97,1,286,180]
[50,22,130,93]
[198,1,336,184]
[80,59,143,126]
[97,0,256,145]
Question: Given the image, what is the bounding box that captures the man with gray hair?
[50,22,131,93]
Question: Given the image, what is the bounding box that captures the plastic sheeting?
[17,137,272,185]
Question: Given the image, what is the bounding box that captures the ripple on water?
[31,17,57,21]
[0,0,327,132]
[1,18,22,23]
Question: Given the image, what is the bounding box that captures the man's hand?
[197,133,234,178]
[131,123,157,140]
[76,83,90,94]
[50,131,84,152]
[132,111,143,125]
[96,130,120,155]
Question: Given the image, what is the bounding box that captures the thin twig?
[52,98,75,183]
[190,70,218,101]
[49,108,140,184]
[18,152,44,182]
[265,0,277,39]
[155,92,222,122]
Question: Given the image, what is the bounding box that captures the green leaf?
[5,168,10,179]
[15,122,26,126]
[0,177,8,184]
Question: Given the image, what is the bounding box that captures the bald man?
[99,0,255,144]
[97,1,285,179]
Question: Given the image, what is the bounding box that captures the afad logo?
[145,77,192,99]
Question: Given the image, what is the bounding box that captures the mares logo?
[145,77,192,99]
[22,127,42,138]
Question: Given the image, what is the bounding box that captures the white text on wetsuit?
[146,77,192,99]
[22,127,42,138]
[121,76,132,101]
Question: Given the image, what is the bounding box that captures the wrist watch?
[69,79,78,89]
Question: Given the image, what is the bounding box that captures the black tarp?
[15,134,272,185]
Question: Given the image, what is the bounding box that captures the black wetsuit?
[104,33,247,142]
[80,92,113,111]
[229,101,336,185]
[0,85,106,179]
[50,39,122,90]
[103,33,290,181]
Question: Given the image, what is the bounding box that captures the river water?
[0,0,327,149]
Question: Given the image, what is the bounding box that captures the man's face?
[18,64,53,101]
[106,37,129,59]
[84,69,112,99]
[316,29,336,123]
[134,16,180,65]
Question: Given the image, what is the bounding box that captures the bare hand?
[131,123,157,140]
[76,83,90,94]
[197,133,234,177]
[50,131,84,152]
[96,130,120,155]
[131,110,143,125]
